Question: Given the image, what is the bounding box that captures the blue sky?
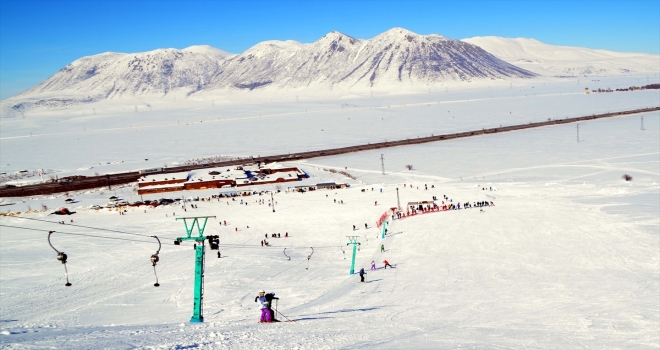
[1,0,658,99]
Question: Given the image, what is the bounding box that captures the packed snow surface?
[0,77,659,349]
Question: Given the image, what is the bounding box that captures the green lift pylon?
[346,236,361,275]
[174,216,217,323]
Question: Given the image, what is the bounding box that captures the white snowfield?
[462,36,660,77]
[1,75,658,179]
[0,72,658,348]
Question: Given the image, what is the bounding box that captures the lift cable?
[0,224,156,244]
[12,215,178,240]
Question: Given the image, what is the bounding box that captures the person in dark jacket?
[359,268,366,283]
[254,290,279,322]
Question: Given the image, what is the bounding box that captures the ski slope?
[1,98,658,349]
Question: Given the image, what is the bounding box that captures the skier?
[359,268,366,283]
[265,292,279,321]
[383,260,393,269]
[365,223,368,229]
[370,260,376,270]
[255,290,272,323]
[353,225,356,231]
[381,244,385,253]
[375,201,377,206]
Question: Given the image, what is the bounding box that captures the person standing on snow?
[264,292,279,321]
[381,244,385,253]
[359,268,366,283]
[254,290,272,322]
[383,260,393,269]
[370,260,376,270]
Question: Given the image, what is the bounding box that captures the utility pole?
[271,191,275,212]
[346,236,361,275]
[577,124,580,143]
[641,116,645,130]
[396,187,401,209]
[174,216,218,323]
[380,154,385,175]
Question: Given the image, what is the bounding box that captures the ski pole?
[276,309,294,322]
[276,299,278,319]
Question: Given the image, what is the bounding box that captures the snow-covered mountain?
[1,28,534,114]
[206,28,534,91]
[22,45,233,99]
[462,36,659,77]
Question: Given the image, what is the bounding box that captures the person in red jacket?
[383,260,393,269]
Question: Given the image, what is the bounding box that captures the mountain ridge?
[5,27,656,114]
[461,36,659,76]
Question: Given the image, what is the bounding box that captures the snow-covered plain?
[1,75,658,179]
[0,77,659,349]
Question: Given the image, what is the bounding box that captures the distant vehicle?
[158,198,174,205]
[51,208,75,215]
[139,168,164,175]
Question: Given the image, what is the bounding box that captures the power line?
[0,224,156,244]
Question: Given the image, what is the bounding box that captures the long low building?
[137,163,308,195]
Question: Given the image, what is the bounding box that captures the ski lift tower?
[346,236,361,275]
[174,216,218,323]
